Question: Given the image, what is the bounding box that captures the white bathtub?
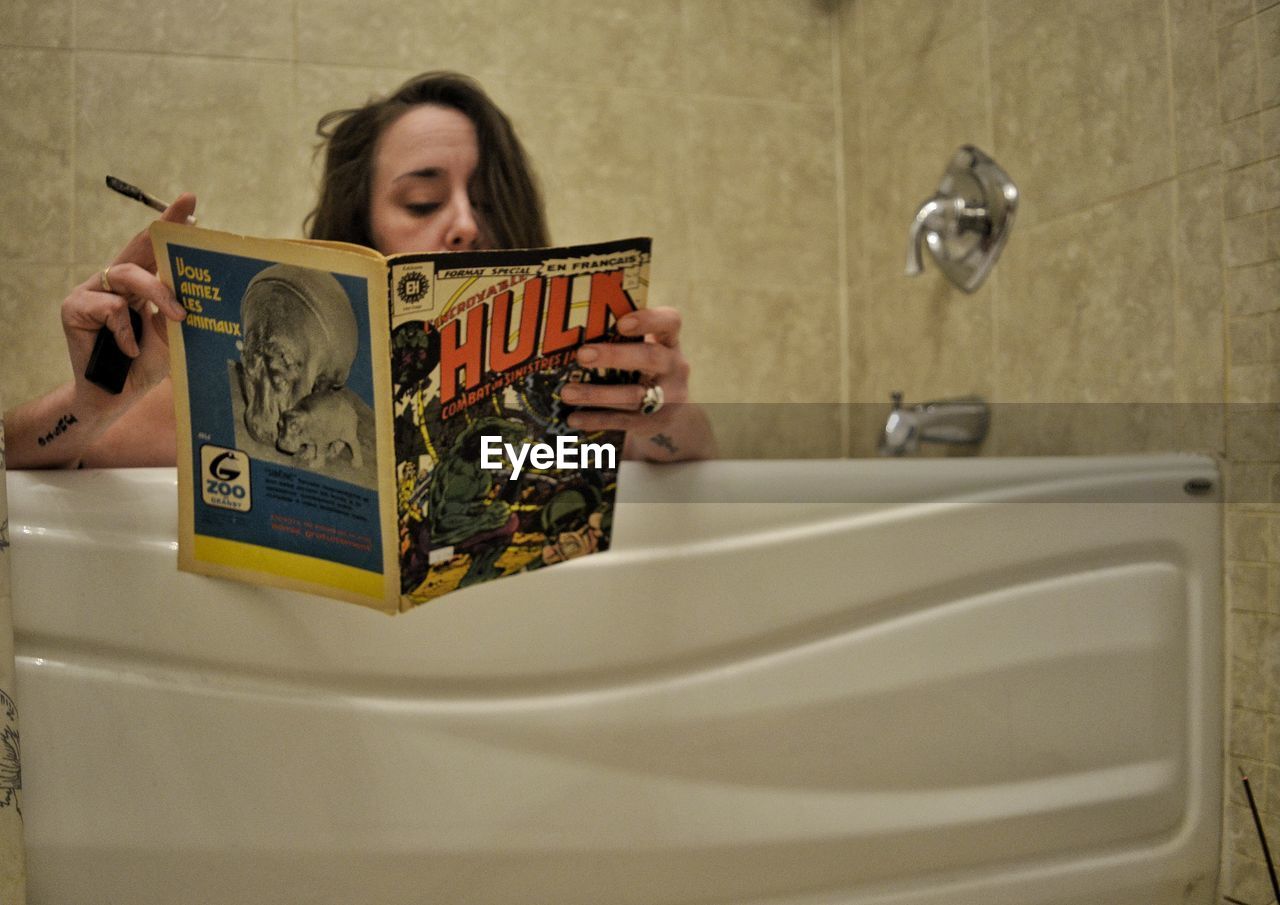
[7,455,1222,905]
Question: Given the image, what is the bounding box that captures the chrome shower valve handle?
[904,145,1017,293]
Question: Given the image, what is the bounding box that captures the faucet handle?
[903,146,1018,293]
[905,198,944,277]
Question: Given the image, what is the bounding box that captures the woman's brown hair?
[305,71,549,251]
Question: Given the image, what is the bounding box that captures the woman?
[4,71,714,468]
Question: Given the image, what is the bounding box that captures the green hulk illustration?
[428,415,527,588]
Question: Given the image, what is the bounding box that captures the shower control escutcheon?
[905,145,1018,293]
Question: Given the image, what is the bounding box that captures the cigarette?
[104,175,197,224]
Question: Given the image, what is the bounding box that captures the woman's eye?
[405,202,440,216]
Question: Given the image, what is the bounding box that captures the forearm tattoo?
[37,413,78,447]
[650,433,678,455]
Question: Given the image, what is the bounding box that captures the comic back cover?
[152,223,400,611]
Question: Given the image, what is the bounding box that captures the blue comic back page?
[151,223,398,612]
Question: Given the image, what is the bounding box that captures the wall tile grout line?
[983,0,999,402]
[1163,0,1184,411]
[68,0,77,270]
[831,0,850,453]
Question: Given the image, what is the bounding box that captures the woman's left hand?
[560,307,717,462]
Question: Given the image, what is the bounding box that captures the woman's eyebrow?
[393,167,444,183]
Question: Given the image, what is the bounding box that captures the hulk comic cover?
[388,238,650,604]
[152,222,648,613]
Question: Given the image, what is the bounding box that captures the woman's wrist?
[4,378,135,469]
[623,402,718,462]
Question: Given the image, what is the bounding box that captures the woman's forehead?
[376,105,479,180]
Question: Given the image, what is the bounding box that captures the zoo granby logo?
[200,445,252,512]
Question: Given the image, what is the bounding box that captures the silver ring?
[640,384,664,415]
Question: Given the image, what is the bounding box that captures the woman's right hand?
[3,193,196,469]
[64,193,197,401]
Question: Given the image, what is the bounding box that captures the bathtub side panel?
[7,462,1222,905]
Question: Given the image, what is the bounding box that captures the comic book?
[151,223,649,613]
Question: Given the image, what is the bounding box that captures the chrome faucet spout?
[880,393,990,457]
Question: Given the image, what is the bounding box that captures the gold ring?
[100,266,114,293]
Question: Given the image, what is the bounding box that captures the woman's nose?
[446,197,480,249]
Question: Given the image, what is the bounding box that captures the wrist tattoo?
[650,433,678,454]
[37,413,78,447]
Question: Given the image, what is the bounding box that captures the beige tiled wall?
[1220,2,1280,900]
[841,0,1229,426]
[841,0,1279,898]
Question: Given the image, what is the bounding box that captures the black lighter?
[83,307,142,394]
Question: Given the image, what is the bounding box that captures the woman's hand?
[4,194,196,469]
[64,193,196,399]
[560,307,717,462]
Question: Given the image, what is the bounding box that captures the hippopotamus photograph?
[237,263,359,446]
[276,387,364,470]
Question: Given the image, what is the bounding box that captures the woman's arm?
[560,307,718,462]
[4,379,175,470]
[79,379,177,467]
[3,194,195,469]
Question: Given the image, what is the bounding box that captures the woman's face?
[369,104,491,255]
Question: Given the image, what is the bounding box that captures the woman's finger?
[64,288,125,329]
[559,382,648,411]
[106,302,141,358]
[617,307,682,347]
[101,262,185,321]
[63,291,140,358]
[576,339,676,380]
